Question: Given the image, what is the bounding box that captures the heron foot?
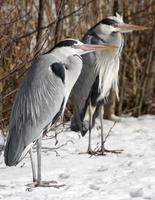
[26,180,65,190]
[79,148,123,156]
[87,148,106,155]
[104,148,123,154]
[79,147,106,156]
[78,148,103,156]
[94,147,123,155]
[87,148,96,155]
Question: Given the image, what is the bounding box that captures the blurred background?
[0,0,155,135]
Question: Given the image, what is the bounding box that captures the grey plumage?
[71,15,123,135]
[5,55,64,165]
[4,38,115,186]
[70,14,147,154]
[4,40,83,166]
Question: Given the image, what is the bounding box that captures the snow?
[0,115,155,200]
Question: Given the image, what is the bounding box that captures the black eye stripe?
[44,40,78,54]
[101,18,117,26]
[54,40,78,48]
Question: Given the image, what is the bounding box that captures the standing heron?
[71,13,147,155]
[4,39,116,187]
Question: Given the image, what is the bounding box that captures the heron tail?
[4,128,26,166]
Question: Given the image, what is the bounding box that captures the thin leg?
[29,147,37,182]
[99,105,105,155]
[88,100,93,154]
[37,137,42,186]
[96,105,123,155]
[26,137,65,189]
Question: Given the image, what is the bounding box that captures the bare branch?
[103,121,117,144]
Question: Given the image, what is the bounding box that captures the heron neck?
[95,49,121,101]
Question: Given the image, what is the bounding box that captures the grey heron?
[4,38,116,187]
[71,13,147,155]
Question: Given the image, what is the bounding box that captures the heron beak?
[73,43,118,52]
[117,23,148,33]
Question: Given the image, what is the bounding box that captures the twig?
[53,0,66,45]
[42,139,74,150]
[1,0,95,50]
[36,0,44,51]
[0,89,17,102]
[103,121,117,144]
[0,11,31,26]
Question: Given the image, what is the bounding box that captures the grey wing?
[4,55,65,166]
[71,33,99,133]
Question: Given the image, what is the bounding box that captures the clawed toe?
[79,148,123,156]
[87,149,96,155]
[94,148,123,155]
[87,147,123,156]
[26,180,65,190]
[104,148,123,154]
[87,148,106,156]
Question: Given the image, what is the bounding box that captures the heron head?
[52,38,118,56]
[104,13,148,33]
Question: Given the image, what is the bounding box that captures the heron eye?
[113,23,118,28]
[111,31,119,35]
[64,64,68,70]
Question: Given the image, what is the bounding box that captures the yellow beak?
[73,43,118,51]
[116,23,148,33]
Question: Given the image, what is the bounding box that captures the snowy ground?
[0,115,155,200]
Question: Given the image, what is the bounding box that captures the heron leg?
[99,105,106,155]
[29,137,65,188]
[96,105,123,155]
[29,147,37,182]
[87,100,93,154]
[37,137,42,186]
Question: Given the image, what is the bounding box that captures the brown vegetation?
[0,0,155,133]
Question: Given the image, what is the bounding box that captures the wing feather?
[71,33,100,133]
[4,54,65,165]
